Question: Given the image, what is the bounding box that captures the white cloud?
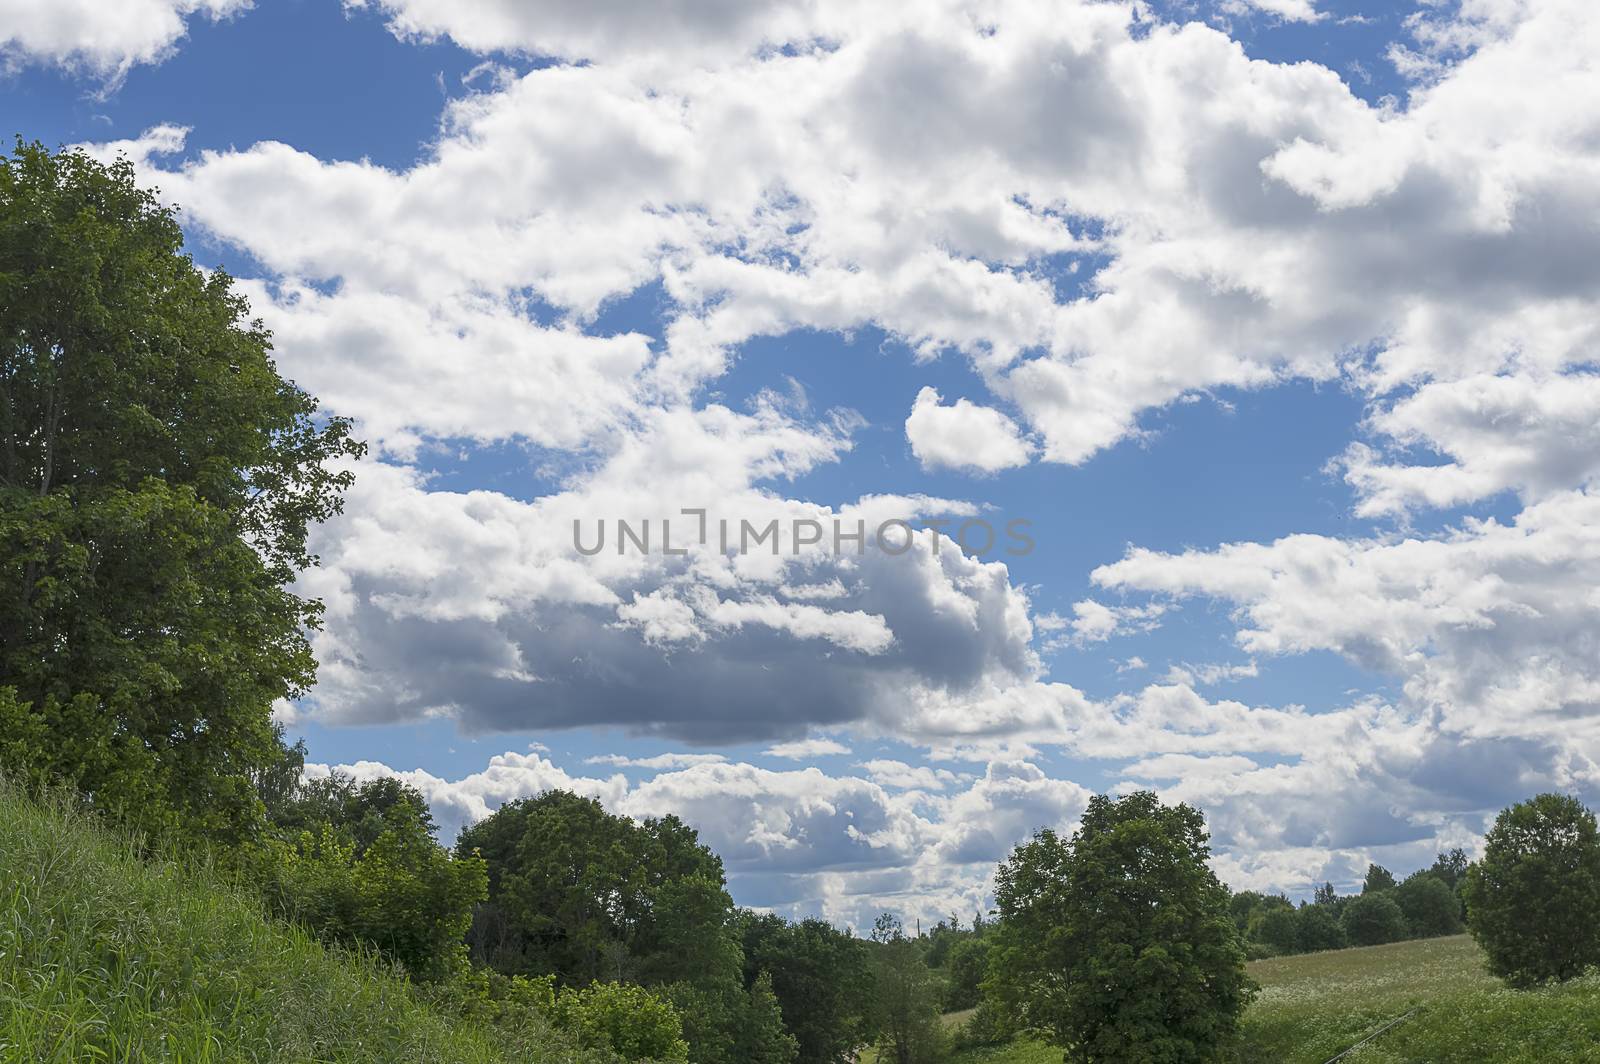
[765,738,853,759]
[584,752,729,769]
[71,0,1600,907]
[0,0,247,77]
[1220,0,1323,24]
[905,387,1033,473]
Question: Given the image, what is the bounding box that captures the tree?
[1463,793,1600,986]
[1253,904,1300,955]
[0,141,361,840]
[944,935,991,1011]
[1294,904,1346,953]
[1340,892,1407,946]
[734,971,800,1064]
[458,790,794,1063]
[1394,872,1462,938]
[867,914,946,1064]
[1430,848,1470,892]
[253,774,487,981]
[739,911,872,1064]
[1361,864,1396,894]
[989,792,1254,1063]
[457,790,726,983]
[1313,881,1338,907]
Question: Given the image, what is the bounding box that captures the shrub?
[555,981,690,1061]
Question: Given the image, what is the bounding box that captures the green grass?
[946,935,1600,1063]
[0,782,602,1063]
[1242,934,1600,1063]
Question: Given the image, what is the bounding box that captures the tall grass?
[0,781,602,1063]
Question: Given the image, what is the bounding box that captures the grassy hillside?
[0,783,605,1063]
[949,935,1600,1063]
[1242,934,1600,1063]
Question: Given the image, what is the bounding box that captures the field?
[0,783,599,1064]
[947,935,1600,1063]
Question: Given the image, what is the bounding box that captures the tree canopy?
[0,141,362,840]
[1464,793,1600,986]
[988,791,1254,1063]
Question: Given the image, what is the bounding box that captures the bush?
[1464,793,1600,986]
[1340,892,1408,946]
[556,981,690,1061]
[249,775,487,982]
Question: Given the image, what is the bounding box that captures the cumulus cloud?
[70,0,1600,907]
[0,0,248,77]
[905,387,1033,473]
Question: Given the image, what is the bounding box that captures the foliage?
[988,791,1253,1063]
[1251,902,1299,956]
[1361,864,1396,894]
[739,910,872,1064]
[458,790,728,984]
[1394,872,1462,939]
[0,141,362,841]
[867,914,947,1064]
[0,779,618,1064]
[944,935,991,1011]
[1463,792,1600,987]
[555,981,690,1062]
[459,790,795,1063]
[1293,904,1346,953]
[1339,892,1408,947]
[249,774,488,982]
[734,971,800,1064]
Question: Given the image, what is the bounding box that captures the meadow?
[945,935,1600,1063]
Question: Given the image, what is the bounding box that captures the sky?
[5,0,1599,930]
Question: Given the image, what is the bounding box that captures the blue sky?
[6,0,1599,926]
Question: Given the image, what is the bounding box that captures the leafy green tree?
[1430,848,1470,892]
[1395,871,1462,938]
[1464,793,1600,986]
[1226,890,1270,936]
[1361,863,1396,894]
[1313,881,1338,907]
[254,774,486,981]
[1294,903,1346,953]
[943,935,990,1011]
[868,914,946,1064]
[989,792,1253,1063]
[734,971,800,1064]
[0,141,361,840]
[1430,847,1472,923]
[458,790,724,983]
[460,790,794,1063]
[1252,903,1300,955]
[739,911,872,1064]
[1339,891,1407,946]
